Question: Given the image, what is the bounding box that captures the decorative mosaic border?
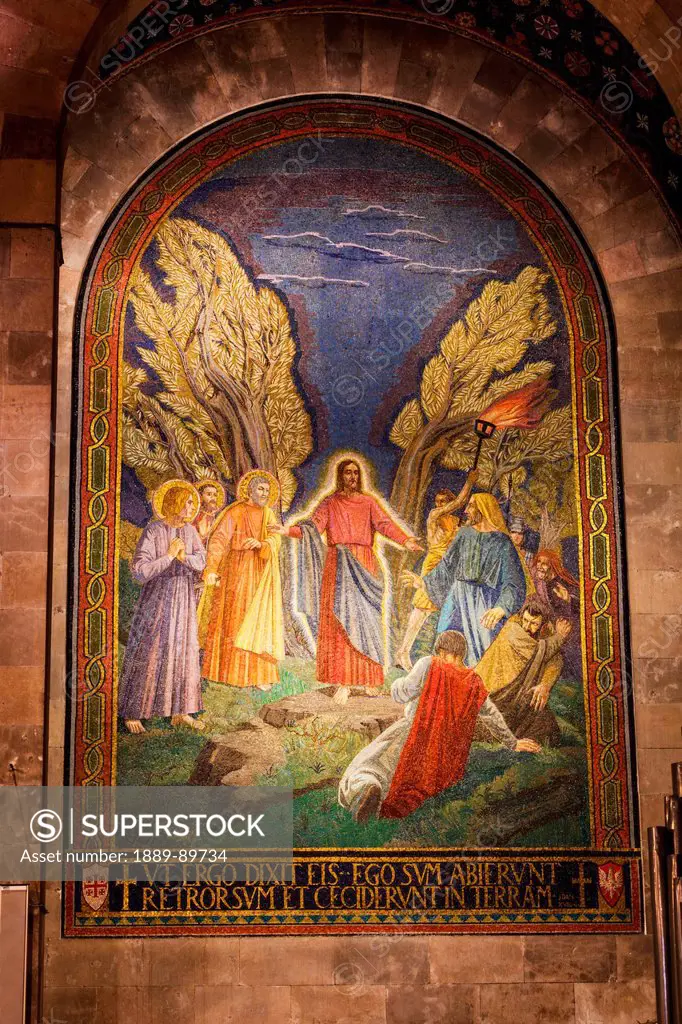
[66,97,639,934]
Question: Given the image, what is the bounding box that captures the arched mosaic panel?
[66,96,639,936]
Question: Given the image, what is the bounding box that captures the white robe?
[338,656,517,820]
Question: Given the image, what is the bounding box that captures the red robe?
[381,659,488,818]
[290,491,409,688]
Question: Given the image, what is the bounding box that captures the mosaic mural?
[65,97,640,935]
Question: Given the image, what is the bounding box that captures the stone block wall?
[0,4,681,1023]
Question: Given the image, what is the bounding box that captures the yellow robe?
[200,501,283,688]
[413,513,458,613]
[475,616,562,696]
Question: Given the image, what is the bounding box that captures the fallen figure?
[338,629,541,823]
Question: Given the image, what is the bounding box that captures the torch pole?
[472,419,496,471]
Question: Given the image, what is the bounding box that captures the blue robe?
[295,521,384,664]
[423,526,526,666]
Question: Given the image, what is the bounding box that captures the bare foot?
[355,783,382,824]
[171,714,205,731]
[124,719,145,735]
[363,687,381,698]
[256,683,273,692]
[331,686,350,706]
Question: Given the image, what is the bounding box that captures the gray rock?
[258,688,402,738]
[188,717,287,786]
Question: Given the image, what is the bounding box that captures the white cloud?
[365,229,448,244]
[256,273,369,289]
[341,204,426,220]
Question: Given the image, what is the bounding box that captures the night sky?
[123,135,571,524]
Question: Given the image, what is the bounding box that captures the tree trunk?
[386,431,447,633]
[231,397,278,479]
[387,418,471,633]
[390,419,470,531]
[210,391,277,483]
[391,433,445,532]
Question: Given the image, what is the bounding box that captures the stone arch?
[68,96,634,847]
[40,7,681,1020]
[55,14,681,795]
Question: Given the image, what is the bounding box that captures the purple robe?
[118,520,206,720]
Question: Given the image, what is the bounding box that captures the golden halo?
[237,469,280,508]
[151,479,200,523]
[195,478,226,511]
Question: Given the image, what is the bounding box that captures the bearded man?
[475,596,572,747]
[532,548,581,678]
[202,471,283,691]
[193,480,224,544]
[272,456,422,702]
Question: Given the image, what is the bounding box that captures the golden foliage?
[442,406,572,483]
[122,217,313,500]
[514,455,577,546]
[277,468,298,513]
[119,520,143,562]
[390,266,557,453]
[420,353,450,420]
[439,320,466,365]
[389,266,576,532]
[389,399,424,451]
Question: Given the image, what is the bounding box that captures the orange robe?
[202,502,279,688]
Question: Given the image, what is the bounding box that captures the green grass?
[116,651,590,849]
[116,658,313,785]
[284,741,589,849]
[117,725,206,786]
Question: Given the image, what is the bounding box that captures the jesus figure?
[272,457,422,702]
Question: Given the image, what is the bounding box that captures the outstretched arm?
[370,498,422,551]
[275,499,330,540]
[542,619,572,661]
[433,469,478,521]
[391,657,432,704]
[421,533,462,607]
[478,698,517,749]
[479,698,542,753]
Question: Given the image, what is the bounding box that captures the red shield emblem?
[598,862,624,907]
[82,871,108,913]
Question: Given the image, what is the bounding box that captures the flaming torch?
[471,375,553,469]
